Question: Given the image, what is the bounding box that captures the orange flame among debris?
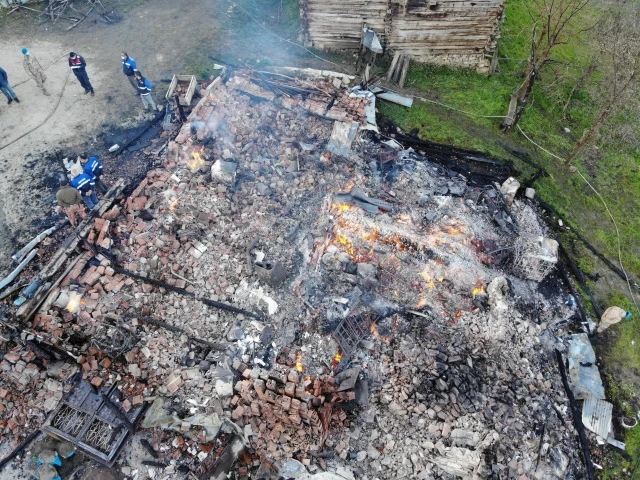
[295,352,304,373]
[442,223,464,236]
[188,150,205,172]
[420,268,437,291]
[66,294,82,313]
[397,213,413,224]
[333,352,343,364]
[370,322,392,344]
[472,285,485,296]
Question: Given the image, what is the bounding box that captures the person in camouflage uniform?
[22,48,50,96]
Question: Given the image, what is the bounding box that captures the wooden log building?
[300,0,505,72]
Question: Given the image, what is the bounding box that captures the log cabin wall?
[300,0,390,51]
[300,0,505,72]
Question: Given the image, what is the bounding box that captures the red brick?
[91,377,103,387]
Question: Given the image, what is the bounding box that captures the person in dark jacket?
[79,153,107,194]
[121,52,139,93]
[68,52,94,96]
[0,66,20,104]
[134,70,157,111]
[56,178,85,226]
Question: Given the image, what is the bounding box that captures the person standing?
[56,178,86,226]
[70,166,99,209]
[79,153,107,194]
[0,66,20,104]
[134,71,157,111]
[121,52,139,93]
[21,48,50,96]
[68,52,94,96]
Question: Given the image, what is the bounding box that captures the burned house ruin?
[0,66,620,479]
[300,0,505,72]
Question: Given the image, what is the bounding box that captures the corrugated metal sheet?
[567,333,606,400]
[582,394,612,440]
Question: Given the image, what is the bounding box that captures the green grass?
[600,293,640,478]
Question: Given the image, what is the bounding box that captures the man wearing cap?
[0,66,20,104]
[68,52,94,96]
[56,178,86,226]
[70,165,99,209]
[22,48,50,96]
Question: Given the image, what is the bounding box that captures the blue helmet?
[21,48,29,55]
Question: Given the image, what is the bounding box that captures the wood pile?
[6,0,101,30]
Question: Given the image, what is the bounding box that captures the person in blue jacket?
[0,67,20,104]
[121,51,138,93]
[70,167,99,210]
[134,71,156,111]
[79,153,107,194]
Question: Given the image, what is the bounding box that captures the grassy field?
[379,0,640,475]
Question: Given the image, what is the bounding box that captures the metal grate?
[332,314,372,361]
[43,380,144,467]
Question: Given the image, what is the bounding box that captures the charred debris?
[0,68,625,479]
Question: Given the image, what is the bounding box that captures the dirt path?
[0,0,352,278]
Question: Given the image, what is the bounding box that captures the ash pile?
[0,69,589,479]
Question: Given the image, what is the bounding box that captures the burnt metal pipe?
[77,236,264,321]
[138,316,226,351]
[111,266,264,320]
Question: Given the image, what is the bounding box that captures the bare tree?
[562,59,597,118]
[566,1,640,164]
[502,0,594,132]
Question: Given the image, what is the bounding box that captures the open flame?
[370,322,392,344]
[66,294,82,313]
[188,150,205,172]
[295,352,304,373]
[333,352,343,364]
[472,285,485,296]
[420,268,437,291]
